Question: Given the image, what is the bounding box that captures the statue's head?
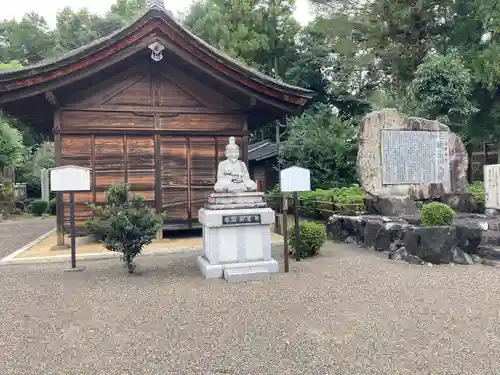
[225,137,240,164]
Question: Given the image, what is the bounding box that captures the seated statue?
[214,137,257,193]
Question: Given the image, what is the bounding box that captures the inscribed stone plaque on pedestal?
[357,108,468,199]
[381,130,451,188]
[484,164,500,209]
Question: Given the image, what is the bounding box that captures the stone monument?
[484,164,500,216]
[197,137,278,282]
[357,109,468,216]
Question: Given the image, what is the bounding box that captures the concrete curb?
[0,240,284,266]
[1,228,56,262]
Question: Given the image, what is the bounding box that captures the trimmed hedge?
[420,202,455,227]
[30,199,49,216]
[289,220,326,258]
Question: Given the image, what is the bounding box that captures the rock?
[455,222,483,254]
[404,226,458,264]
[404,253,424,265]
[471,254,483,264]
[357,108,468,201]
[389,246,408,261]
[345,236,356,244]
[365,195,419,216]
[443,193,479,213]
[451,246,474,265]
[476,245,500,260]
[326,215,346,242]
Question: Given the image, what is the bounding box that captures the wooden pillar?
[242,118,249,166]
[154,115,163,240]
[54,110,65,247]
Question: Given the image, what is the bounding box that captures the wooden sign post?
[50,166,91,271]
[280,166,311,266]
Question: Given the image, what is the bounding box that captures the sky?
[1,0,314,27]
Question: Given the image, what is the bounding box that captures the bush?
[85,183,163,273]
[288,220,326,258]
[299,185,365,218]
[420,202,455,226]
[49,198,56,215]
[30,199,49,216]
[468,181,485,206]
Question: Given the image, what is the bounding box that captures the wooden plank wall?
[58,66,247,230]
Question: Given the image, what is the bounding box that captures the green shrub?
[420,202,455,226]
[30,199,49,216]
[85,183,162,273]
[299,185,365,218]
[468,181,485,205]
[49,198,56,215]
[299,189,334,217]
[288,220,326,258]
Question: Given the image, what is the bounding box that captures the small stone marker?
[484,164,500,213]
[41,169,50,202]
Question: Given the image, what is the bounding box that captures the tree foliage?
[281,104,357,188]
[0,116,24,169]
[406,53,477,131]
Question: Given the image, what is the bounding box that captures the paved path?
[0,217,55,259]
[0,243,499,374]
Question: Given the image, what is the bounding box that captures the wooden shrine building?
[0,1,313,235]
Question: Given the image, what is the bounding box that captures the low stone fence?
[326,214,500,266]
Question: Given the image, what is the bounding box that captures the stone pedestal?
[198,192,278,280]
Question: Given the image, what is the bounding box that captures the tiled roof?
[0,7,315,98]
[248,140,278,161]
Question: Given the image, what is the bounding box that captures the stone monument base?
[198,193,278,281]
[365,195,419,216]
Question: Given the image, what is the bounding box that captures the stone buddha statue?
[214,137,257,193]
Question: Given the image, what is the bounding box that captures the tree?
[85,184,163,273]
[406,53,477,132]
[184,0,300,76]
[0,116,24,169]
[0,13,56,64]
[282,104,357,188]
[16,142,55,198]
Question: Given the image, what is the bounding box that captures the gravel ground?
[0,217,55,258]
[1,242,499,375]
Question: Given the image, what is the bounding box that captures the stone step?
[223,267,271,283]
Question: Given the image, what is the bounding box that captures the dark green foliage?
[30,199,48,216]
[406,53,476,131]
[288,220,326,258]
[49,198,57,215]
[282,104,358,188]
[420,202,455,227]
[85,183,163,273]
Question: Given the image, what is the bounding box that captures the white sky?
[1,0,314,27]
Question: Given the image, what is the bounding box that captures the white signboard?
[280,166,311,192]
[484,164,500,209]
[50,166,91,192]
[381,130,450,188]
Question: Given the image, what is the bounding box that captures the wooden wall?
[57,65,247,230]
